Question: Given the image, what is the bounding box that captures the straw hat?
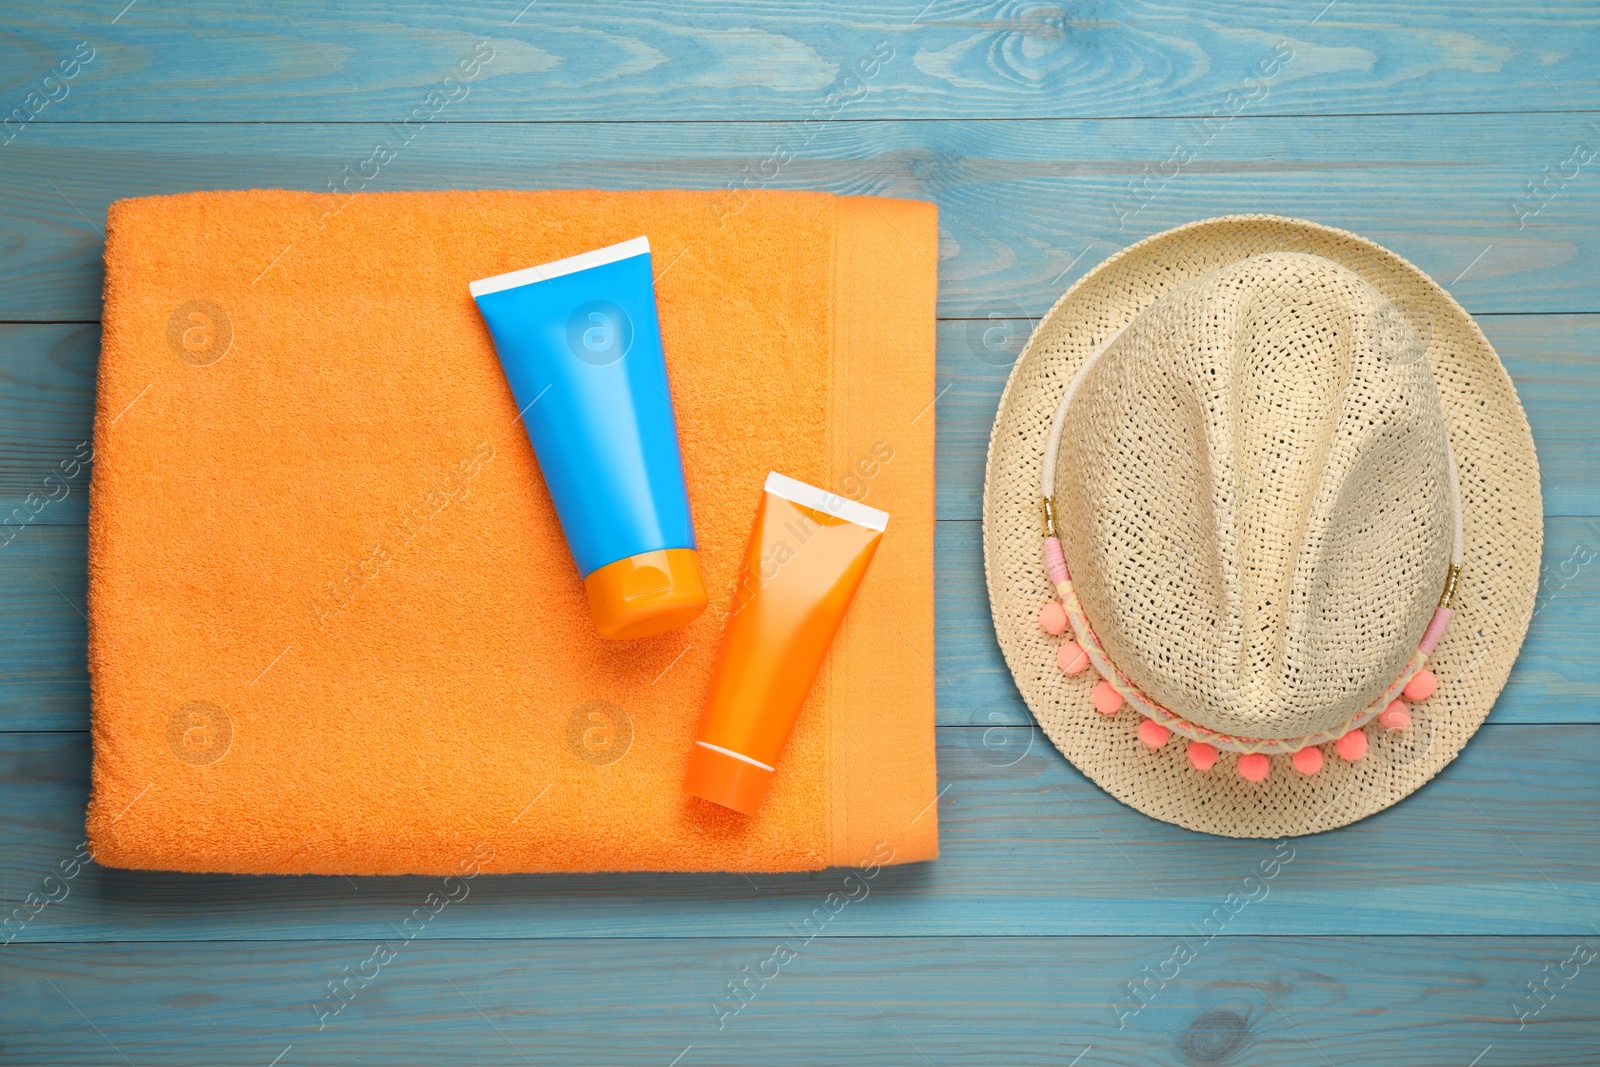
[983,216,1541,837]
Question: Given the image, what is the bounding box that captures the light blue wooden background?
[2,2,1598,1064]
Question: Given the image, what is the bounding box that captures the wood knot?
[1175,1009,1252,1065]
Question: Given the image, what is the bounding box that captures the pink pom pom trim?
[1092,679,1124,716]
[1237,753,1270,782]
[1335,729,1368,761]
[1057,641,1090,675]
[1047,572,1451,756]
[1403,668,1437,702]
[1138,719,1171,748]
[1291,746,1324,775]
[1044,507,1459,784]
[1379,701,1411,731]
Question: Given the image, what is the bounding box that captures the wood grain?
[4,726,1596,942]
[0,326,96,526]
[5,515,1596,730]
[2,0,1594,121]
[3,115,1600,320]
[0,525,87,729]
[3,312,1596,525]
[1,4,1596,1063]
[5,937,1596,1066]
[2,316,1592,730]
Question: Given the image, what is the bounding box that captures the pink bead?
[1092,679,1124,716]
[1044,538,1069,585]
[1138,719,1170,748]
[1418,608,1452,656]
[1057,641,1090,675]
[1379,700,1411,731]
[1038,601,1068,636]
[1335,729,1368,761]
[1237,753,1270,782]
[1403,669,1437,702]
[1291,746,1323,776]
[1187,742,1218,771]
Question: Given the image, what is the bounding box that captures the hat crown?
[1055,252,1453,740]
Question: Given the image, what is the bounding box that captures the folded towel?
[86,189,939,875]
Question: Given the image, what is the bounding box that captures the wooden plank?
[0,325,96,527]
[4,115,1600,320]
[4,314,1595,526]
[1,309,1582,727]
[0,525,86,729]
[4,725,1596,942]
[3,515,1596,730]
[0,6,1590,1064]
[5,936,1596,1066]
[4,0,1595,122]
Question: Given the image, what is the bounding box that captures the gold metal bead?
[1439,563,1463,608]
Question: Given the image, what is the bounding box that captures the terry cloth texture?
[87,189,939,875]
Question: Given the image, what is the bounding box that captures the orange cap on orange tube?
[583,547,707,640]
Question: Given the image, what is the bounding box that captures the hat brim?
[983,215,1542,837]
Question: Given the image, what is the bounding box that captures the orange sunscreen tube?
[685,472,888,815]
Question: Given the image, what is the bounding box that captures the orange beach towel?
[86,189,939,875]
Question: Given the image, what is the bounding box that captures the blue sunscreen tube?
[471,236,706,640]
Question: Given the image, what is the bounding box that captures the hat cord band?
[1035,321,1463,779]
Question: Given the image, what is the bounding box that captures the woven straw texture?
[1058,253,1453,741]
[984,216,1542,837]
